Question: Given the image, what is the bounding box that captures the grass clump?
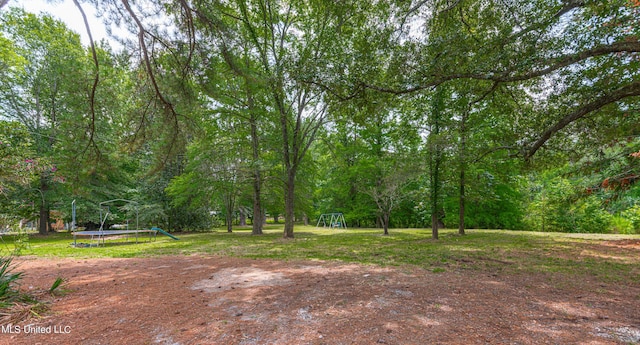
[49,277,68,296]
[0,255,39,323]
[0,256,23,307]
[0,255,67,324]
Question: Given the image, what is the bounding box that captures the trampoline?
[72,229,158,247]
[71,199,157,247]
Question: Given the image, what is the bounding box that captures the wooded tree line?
[0,0,638,238]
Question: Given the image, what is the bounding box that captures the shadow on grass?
[10,227,640,284]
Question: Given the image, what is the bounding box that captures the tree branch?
[438,0,462,15]
[525,80,640,159]
[362,41,640,94]
[121,0,181,168]
[511,0,585,41]
[72,0,101,157]
[495,41,640,83]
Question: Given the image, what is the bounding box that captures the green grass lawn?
[2,226,639,284]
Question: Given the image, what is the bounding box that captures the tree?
[189,38,271,235]
[366,156,420,235]
[0,121,38,224]
[0,8,91,234]
[0,121,34,194]
[315,119,379,228]
[4,0,635,237]
[166,115,252,233]
[185,0,373,237]
[364,0,639,160]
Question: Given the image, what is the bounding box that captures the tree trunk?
[249,91,263,235]
[276,88,296,239]
[39,204,49,235]
[431,214,439,239]
[430,139,441,240]
[283,170,295,238]
[541,189,546,232]
[226,212,233,233]
[459,168,466,235]
[239,211,247,226]
[382,213,389,235]
[458,110,467,235]
[251,169,263,234]
[38,176,49,235]
[430,87,444,240]
[224,193,234,233]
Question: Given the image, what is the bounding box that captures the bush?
[621,205,640,231]
[574,199,612,233]
[609,216,635,234]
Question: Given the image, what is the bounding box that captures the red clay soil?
[2,255,639,345]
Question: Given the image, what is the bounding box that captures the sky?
[10,0,116,47]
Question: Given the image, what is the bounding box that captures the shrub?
[621,205,640,231]
[609,216,635,234]
[574,199,612,233]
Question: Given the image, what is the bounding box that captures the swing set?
[316,213,347,229]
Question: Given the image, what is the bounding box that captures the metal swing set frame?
[316,212,347,229]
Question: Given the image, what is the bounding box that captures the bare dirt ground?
[2,251,640,345]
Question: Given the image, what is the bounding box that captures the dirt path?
[2,255,639,344]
